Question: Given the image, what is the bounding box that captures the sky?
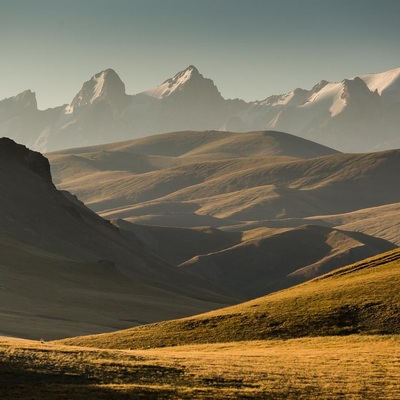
[1,0,400,109]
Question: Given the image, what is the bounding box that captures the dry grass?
[48,133,400,227]
[1,335,399,399]
[58,249,400,350]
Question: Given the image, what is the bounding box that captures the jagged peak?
[341,77,376,94]
[161,65,202,87]
[11,89,37,110]
[340,77,379,103]
[310,80,330,94]
[142,65,222,100]
[182,65,201,76]
[67,68,126,113]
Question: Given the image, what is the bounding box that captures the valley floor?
[1,335,399,399]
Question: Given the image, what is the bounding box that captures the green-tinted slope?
[58,248,400,349]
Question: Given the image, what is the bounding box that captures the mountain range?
[1,57,400,400]
[1,65,400,152]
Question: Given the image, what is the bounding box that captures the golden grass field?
[1,335,399,399]
[0,248,398,399]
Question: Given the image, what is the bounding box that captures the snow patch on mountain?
[143,65,199,99]
[360,67,400,94]
[67,69,126,112]
[90,71,107,103]
[360,67,400,101]
[302,81,346,117]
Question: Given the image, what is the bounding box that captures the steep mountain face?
[0,138,233,339]
[67,68,128,111]
[240,74,389,152]
[126,65,245,136]
[143,65,222,102]
[3,65,398,152]
[33,69,132,151]
[0,90,63,148]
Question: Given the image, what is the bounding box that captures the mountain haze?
[1,66,400,152]
[0,138,233,339]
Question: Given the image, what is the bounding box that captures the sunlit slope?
[48,130,343,225]
[227,202,400,247]
[310,203,400,246]
[48,131,400,227]
[114,221,395,300]
[59,248,400,349]
[2,336,400,399]
[179,225,395,299]
[49,130,338,158]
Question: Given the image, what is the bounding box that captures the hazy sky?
[1,0,400,109]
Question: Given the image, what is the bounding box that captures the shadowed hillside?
[58,248,400,349]
[0,138,233,339]
[179,225,396,298]
[46,130,400,304]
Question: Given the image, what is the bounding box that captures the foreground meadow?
[1,335,399,399]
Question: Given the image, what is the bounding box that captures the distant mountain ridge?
[1,65,400,152]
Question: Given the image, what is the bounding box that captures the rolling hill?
[46,130,400,301]
[0,138,233,339]
[179,225,395,299]
[58,248,400,349]
[48,130,400,228]
[117,220,395,299]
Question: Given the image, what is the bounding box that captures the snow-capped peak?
[300,77,376,117]
[66,68,126,113]
[359,66,400,101]
[142,65,205,99]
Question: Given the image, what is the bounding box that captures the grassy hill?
[115,220,395,299]
[47,131,400,227]
[179,224,395,298]
[0,138,234,339]
[47,130,344,225]
[58,248,400,349]
[46,130,400,301]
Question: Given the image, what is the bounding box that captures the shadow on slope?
[58,248,400,349]
[48,132,399,226]
[0,138,234,339]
